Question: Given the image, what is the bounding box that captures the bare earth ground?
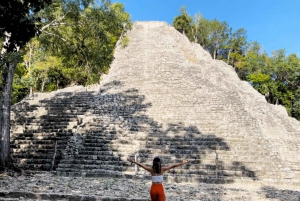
[0,172,300,201]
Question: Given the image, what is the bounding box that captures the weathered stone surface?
[9,21,300,189]
[1,173,300,200]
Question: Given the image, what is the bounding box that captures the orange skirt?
[150,183,165,201]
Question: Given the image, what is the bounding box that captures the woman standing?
[127,156,189,201]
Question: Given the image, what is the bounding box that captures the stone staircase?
[10,22,300,185]
[10,89,96,171]
[11,86,257,184]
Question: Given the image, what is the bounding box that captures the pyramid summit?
[10,21,300,185]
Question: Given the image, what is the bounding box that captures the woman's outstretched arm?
[127,157,152,172]
[162,160,189,172]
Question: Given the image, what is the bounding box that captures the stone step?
[43,112,85,116]
[77,150,200,158]
[56,163,249,177]
[12,141,68,148]
[84,133,247,142]
[11,144,64,150]
[16,128,74,133]
[13,140,56,145]
[13,150,264,169]
[10,144,270,165]
[0,198,20,201]
[82,138,233,146]
[15,117,78,122]
[13,158,58,164]
[12,136,70,142]
[57,161,201,169]
[107,144,225,152]
[81,143,118,148]
[57,164,128,172]
[11,149,56,154]
[55,170,235,184]
[39,114,77,119]
[11,153,56,159]
[33,125,70,130]
[10,141,259,158]
[145,135,226,140]
[71,155,122,161]
[38,103,91,106]
[14,163,57,170]
[0,191,148,201]
[10,133,248,147]
[25,121,72,125]
[58,160,128,166]
[58,150,276,170]
[12,132,73,138]
[80,146,205,154]
[72,152,202,161]
[57,161,230,171]
[58,158,202,166]
[86,130,123,135]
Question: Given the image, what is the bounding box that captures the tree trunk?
[227,48,232,64]
[34,76,39,91]
[200,37,204,49]
[41,77,46,92]
[30,86,33,97]
[213,49,216,60]
[0,62,17,168]
[194,35,198,43]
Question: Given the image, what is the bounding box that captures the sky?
[111,0,300,56]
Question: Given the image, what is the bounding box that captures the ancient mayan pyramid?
[11,22,300,185]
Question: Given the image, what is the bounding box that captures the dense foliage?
[6,0,132,103]
[0,0,54,168]
[173,8,300,120]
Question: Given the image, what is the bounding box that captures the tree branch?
[44,31,67,42]
[40,12,70,31]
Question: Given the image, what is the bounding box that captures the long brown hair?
[152,157,161,173]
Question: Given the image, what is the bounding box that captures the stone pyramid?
[10,22,300,184]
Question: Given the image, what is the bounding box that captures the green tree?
[268,50,300,113]
[196,17,211,49]
[173,7,193,40]
[36,1,131,85]
[11,63,30,104]
[31,56,63,92]
[226,28,247,65]
[0,0,52,169]
[238,41,267,80]
[15,0,131,100]
[292,88,300,119]
[207,19,230,60]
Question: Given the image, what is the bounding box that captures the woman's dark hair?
[152,157,161,173]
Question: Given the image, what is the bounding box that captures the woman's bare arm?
[162,160,189,172]
[127,157,152,172]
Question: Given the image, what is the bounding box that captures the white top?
[152,175,163,182]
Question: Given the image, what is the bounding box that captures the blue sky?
[112,0,300,56]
